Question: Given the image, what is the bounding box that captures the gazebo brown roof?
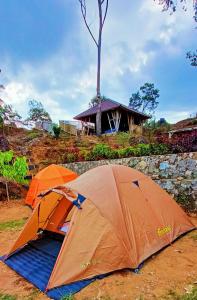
[74,99,149,120]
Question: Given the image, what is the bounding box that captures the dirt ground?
[0,200,196,300]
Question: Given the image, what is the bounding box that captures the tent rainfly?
[25,164,78,208]
[1,165,195,299]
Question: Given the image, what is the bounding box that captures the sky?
[0,0,196,123]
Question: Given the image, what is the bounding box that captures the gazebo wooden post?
[127,114,133,133]
[107,113,113,132]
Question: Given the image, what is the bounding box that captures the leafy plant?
[91,144,113,159]
[0,151,28,184]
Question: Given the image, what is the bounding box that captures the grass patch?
[60,295,75,300]
[24,289,40,300]
[162,286,197,300]
[0,293,17,300]
[189,232,197,241]
[0,218,27,232]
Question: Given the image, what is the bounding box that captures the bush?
[136,144,150,156]
[91,144,113,159]
[66,153,76,163]
[149,143,169,155]
[53,125,61,139]
[117,147,136,158]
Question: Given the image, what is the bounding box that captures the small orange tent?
[3,165,195,299]
[25,164,78,208]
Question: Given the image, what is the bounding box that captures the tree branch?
[78,0,98,47]
[102,0,109,27]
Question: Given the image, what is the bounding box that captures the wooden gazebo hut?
[74,99,149,134]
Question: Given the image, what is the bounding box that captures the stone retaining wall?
[63,152,197,211]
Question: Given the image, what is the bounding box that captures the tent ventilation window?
[132,180,139,187]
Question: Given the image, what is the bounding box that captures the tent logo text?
[157,225,171,237]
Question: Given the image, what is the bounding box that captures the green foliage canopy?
[27,100,51,122]
[89,95,108,108]
[0,151,28,184]
[129,83,160,116]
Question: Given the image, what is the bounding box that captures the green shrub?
[117,147,136,158]
[91,144,113,159]
[86,142,170,161]
[149,143,169,155]
[66,153,76,163]
[53,125,61,139]
[136,144,150,156]
[191,119,197,125]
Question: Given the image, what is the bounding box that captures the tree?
[0,104,21,135]
[129,83,160,116]
[89,95,108,107]
[156,1,197,67]
[156,0,197,21]
[27,100,51,122]
[78,0,109,135]
[186,50,197,66]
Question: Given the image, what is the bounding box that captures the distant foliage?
[89,95,108,108]
[27,100,51,122]
[144,118,171,133]
[186,50,197,67]
[0,151,28,184]
[0,104,21,130]
[53,125,61,139]
[129,83,160,116]
[156,0,197,23]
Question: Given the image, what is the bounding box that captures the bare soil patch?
[0,201,196,300]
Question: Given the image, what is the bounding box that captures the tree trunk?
[5,181,10,201]
[96,0,102,136]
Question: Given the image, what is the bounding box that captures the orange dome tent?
[25,164,78,208]
[3,165,195,299]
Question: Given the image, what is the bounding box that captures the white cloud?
[155,110,192,123]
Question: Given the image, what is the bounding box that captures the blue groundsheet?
[1,236,106,300]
